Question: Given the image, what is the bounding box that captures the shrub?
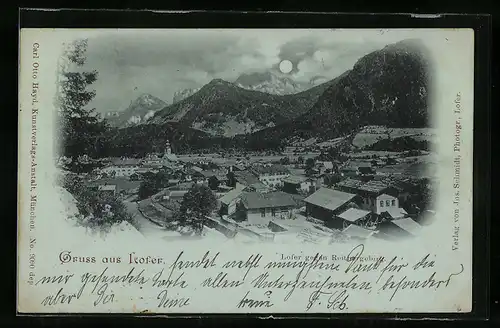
[61,173,138,233]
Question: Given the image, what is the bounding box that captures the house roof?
[390,179,417,192]
[219,183,246,205]
[110,158,141,166]
[216,174,228,181]
[234,170,260,185]
[304,188,357,212]
[98,185,116,191]
[358,180,391,194]
[92,178,141,191]
[163,154,179,162]
[191,166,203,172]
[244,182,270,193]
[382,207,408,219]
[251,164,289,175]
[358,166,375,174]
[336,178,365,189]
[341,166,358,172]
[201,170,225,178]
[166,190,188,198]
[282,175,308,185]
[241,191,301,209]
[343,224,375,239]
[322,162,334,169]
[233,164,246,170]
[336,179,396,197]
[391,218,422,235]
[338,208,371,222]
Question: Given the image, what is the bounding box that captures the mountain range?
[171,71,327,105]
[105,39,430,154]
[148,77,335,137]
[106,94,167,128]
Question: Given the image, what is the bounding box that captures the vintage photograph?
[54,29,437,245]
[18,27,475,314]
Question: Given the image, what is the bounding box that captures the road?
[123,200,180,240]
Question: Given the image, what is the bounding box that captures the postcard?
[17,28,474,314]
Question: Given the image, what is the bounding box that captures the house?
[184,168,205,182]
[141,154,163,166]
[161,190,188,202]
[163,154,179,164]
[200,169,223,180]
[215,173,229,186]
[136,165,160,175]
[243,182,270,193]
[389,178,418,203]
[234,170,261,186]
[98,184,116,196]
[335,179,402,216]
[227,164,246,172]
[101,158,141,177]
[342,224,376,241]
[383,207,409,220]
[282,175,317,194]
[377,217,422,238]
[358,166,376,176]
[129,172,141,181]
[337,208,377,230]
[250,164,290,187]
[322,161,335,171]
[340,166,359,178]
[219,183,246,216]
[168,179,180,186]
[239,191,302,224]
[191,165,203,173]
[303,188,358,228]
[385,157,398,165]
[90,178,141,196]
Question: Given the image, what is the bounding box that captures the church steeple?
[165,141,172,155]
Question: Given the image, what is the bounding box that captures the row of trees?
[364,136,432,152]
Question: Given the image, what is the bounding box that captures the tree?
[279,157,290,165]
[234,201,247,222]
[208,176,220,190]
[297,156,304,164]
[138,171,170,199]
[324,173,341,187]
[176,184,217,235]
[56,39,109,166]
[138,179,157,200]
[227,171,236,188]
[305,158,315,170]
[61,173,136,232]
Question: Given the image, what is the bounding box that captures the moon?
[279,60,293,74]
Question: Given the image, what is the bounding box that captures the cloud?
[76,30,389,112]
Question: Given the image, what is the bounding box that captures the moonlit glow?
[279,60,293,74]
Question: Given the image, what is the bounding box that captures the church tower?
[165,141,172,155]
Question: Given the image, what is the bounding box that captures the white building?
[98,184,116,196]
[239,191,301,225]
[250,164,290,188]
[101,158,141,177]
[335,179,406,218]
[282,175,317,194]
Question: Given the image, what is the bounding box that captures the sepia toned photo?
[18,28,474,314]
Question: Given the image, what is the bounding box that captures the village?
[69,136,436,245]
